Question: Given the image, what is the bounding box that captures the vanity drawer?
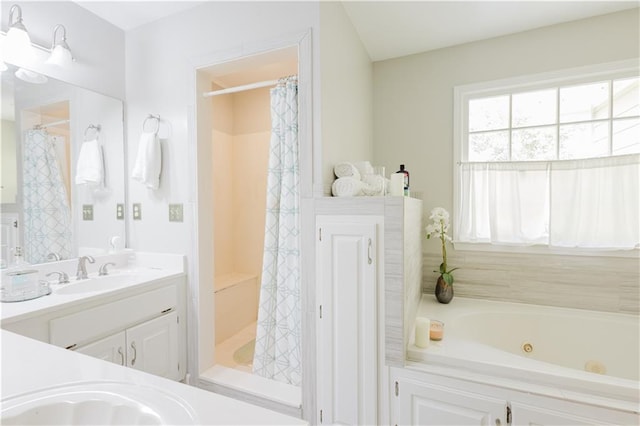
[50,284,176,349]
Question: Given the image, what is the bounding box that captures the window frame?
[453,59,640,258]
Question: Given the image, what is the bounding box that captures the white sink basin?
[1,381,197,425]
[55,275,135,295]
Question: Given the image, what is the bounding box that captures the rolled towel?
[132,132,162,190]
[334,162,361,180]
[353,161,374,177]
[361,174,385,196]
[75,139,104,186]
[332,177,364,197]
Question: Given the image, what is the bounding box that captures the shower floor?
[215,321,256,373]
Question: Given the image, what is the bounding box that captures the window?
[454,60,640,252]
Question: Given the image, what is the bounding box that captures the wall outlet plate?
[116,203,125,220]
[82,204,93,221]
[169,204,183,222]
[133,203,142,220]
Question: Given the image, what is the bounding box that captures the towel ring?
[143,114,160,134]
[84,124,101,140]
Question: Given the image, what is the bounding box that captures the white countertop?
[1,268,183,324]
[1,252,184,325]
[1,330,307,425]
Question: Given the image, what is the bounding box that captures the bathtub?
[408,295,640,406]
[214,273,259,344]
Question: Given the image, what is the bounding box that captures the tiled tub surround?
[408,296,639,414]
[422,250,640,314]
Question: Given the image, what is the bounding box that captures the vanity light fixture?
[45,24,73,68]
[5,5,34,62]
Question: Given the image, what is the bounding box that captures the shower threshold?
[199,365,301,417]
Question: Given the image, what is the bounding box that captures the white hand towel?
[332,177,364,197]
[75,139,103,186]
[334,162,361,180]
[131,132,161,190]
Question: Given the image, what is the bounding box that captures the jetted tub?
[408,295,640,406]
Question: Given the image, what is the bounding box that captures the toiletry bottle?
[397,164,410,196]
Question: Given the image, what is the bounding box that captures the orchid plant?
[425,207,458,287]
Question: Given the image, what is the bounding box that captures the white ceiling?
[73,1,639,62]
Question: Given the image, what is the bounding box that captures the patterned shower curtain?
[253,77,301,386]
[22,129,72,263]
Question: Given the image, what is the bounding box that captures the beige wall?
[211,88,271,281]
[372,9,640,313]
[320,1,374,194]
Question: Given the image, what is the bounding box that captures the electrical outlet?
[116,203,124,220]
[169,204,183,222]
[82,204,94,221]
[133,203,142,220]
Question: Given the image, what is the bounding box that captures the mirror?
[1,63,126,266]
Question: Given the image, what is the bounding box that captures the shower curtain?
[253,77,301,386]
[22,129,73,264]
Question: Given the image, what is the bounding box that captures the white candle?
[415,317,430,348]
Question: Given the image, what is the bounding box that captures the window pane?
[560,82,609,123]
[469,96,509,132]
[512,126,556,161]
[613,77,640,118]
[512,89,556,128]
[469,131,509,161]
[613,118,640,155]
[559,122,609,159]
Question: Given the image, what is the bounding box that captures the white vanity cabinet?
[1,271,187,382]
[316,216,380,426]
[76,312,180,380]
[390,367,639,426]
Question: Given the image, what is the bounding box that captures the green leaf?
[442,273,454,286]
[447,267,459,274]
[439,263,446,274]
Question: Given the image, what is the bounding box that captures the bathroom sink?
[1,381,197,425]
[55,275,136,295]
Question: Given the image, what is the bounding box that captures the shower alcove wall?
[197,46,301,416]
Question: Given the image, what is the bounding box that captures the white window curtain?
[457,154,640,249]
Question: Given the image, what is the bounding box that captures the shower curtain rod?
[34,119,70,129]
[202,79,280,98]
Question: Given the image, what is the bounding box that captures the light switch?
[82,204,93,221]
[133,203,142,220]
[169,204,183,222]
[116,203,124,220]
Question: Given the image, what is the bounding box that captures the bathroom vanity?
[1,252,187,382]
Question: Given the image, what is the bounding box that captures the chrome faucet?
[76,255,95,280]
[47,252,62,261]
[98,262,116,276]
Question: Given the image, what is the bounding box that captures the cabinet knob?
[117,347,125,365]
[367,238,373,265]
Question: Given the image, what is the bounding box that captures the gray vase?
[435,275,454,304]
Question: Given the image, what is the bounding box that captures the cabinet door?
[317,218,378,425]
[76,332,126,366]
[126,311,180,380]
[397,379,507,426]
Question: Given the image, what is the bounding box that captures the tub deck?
[408,295,640,408]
